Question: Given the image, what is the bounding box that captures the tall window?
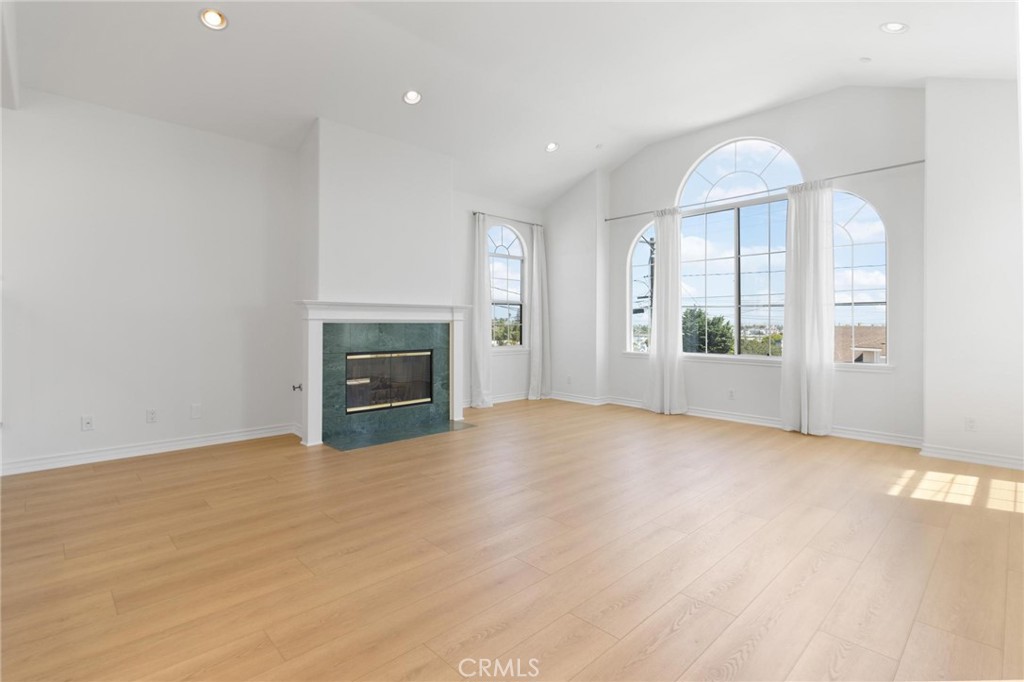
[834,192,887,363]
[488,225,524,346]
[679,138,803,356]
[629,224,655,351]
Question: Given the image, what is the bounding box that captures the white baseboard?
[831,426,922,449]
[605,396,645,409]
[920,443,1024,471]
[683,409,1019,470]
[548,392,607,407]
[462,393,528,409]
[2,424,303,476]
[685,406,783,429]
[493,392,529,404]
[687,408,929,452]
[467,392,644,409]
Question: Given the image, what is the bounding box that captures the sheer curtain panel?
[470,213,493,408]
[645,209,688,414]
[780,180,835,434]
[528,224,551,399]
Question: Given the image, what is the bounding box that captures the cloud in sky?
[682,139,802,207]
[705,174,768,204]
[834,192,885,244]
[735,139,782,174]
[845,216,885,242]
[681,235,733,261]
[835,267,886,290]
[489,254,522,303]
[668,154,892,338]
[836,291,886,304]
[681,279,702,305]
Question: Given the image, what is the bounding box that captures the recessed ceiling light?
[403,90,422,105]
[859,57,873,63]
[879,22,909,34]
[545,142,559,153]
[199,8,228,30]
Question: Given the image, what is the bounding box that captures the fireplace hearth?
[346,350,432,413]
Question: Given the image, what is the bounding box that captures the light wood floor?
[2,400,1022,682]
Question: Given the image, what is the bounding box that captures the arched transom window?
[679,138,803,356]
[488,225,524,346]
[833,192,887,363]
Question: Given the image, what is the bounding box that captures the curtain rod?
[473,211,542,228]
[604,158,926,223]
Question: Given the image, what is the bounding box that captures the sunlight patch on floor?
[987,479,1024,513]
[886,470,1023,512]
[887,469,916,496]
[909,472,978,505]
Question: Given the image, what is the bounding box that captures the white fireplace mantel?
[298,301,469,446]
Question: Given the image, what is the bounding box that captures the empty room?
[2,2,1023,681]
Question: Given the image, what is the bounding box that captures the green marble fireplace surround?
[323,322,450,449]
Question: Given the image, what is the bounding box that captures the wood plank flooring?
[2,400,1022,681]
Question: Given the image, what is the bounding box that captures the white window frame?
[676,138,803,360]
[679,193,790,358]
[487,223,527,350]
[832,190,889,366]
[626,223,656,353]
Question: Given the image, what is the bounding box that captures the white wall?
[831,167,924,441]
[451,191,543,404]
[922,79,1023,468]
[2,89,303,472]
[312,122,543,409]
[7,80,1016,472]
[546,170,610,403]
[594,172,611,400]
[316,117,454,305]
[296,120,320,301]
[604,87,927,443]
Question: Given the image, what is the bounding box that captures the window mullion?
[734,207,741,355]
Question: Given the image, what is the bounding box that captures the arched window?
[629,224,655,351]
[679,138,802,356]
[834,192,887,363]
[488,225,524,346]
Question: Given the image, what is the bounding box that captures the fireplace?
[299,302,467,448]
[345,350,432,413]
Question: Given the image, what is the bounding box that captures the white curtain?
[644,209,688,414]
[470,213,493,408]
[528,224,551,399]
[780,180,835,435]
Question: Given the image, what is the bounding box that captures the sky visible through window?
[833,191,887,362]
[679,138,801,209]
[630,225,655,351]
[678,139,802,356]
[834,192,887,326]
[488,225,524,346]
[670,139,887,360]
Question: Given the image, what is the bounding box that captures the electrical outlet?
[727,389,735,400]
[964,417,977,432]
[190,403,202,419]
[81,415,94,431]
[146,408,157,424]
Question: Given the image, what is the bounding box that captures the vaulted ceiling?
[9,2,1018,208]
